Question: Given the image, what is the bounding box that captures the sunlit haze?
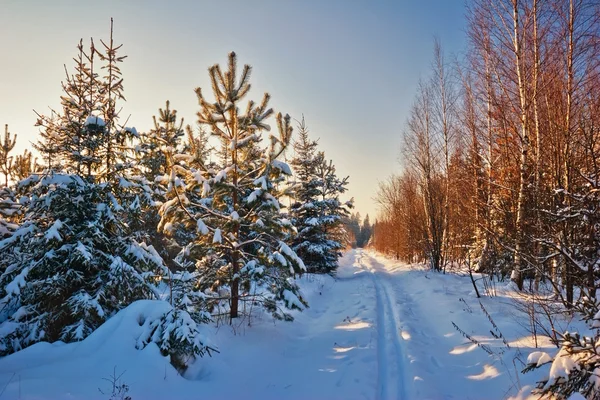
[1,0,466,218]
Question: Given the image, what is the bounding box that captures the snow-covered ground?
[0,249,556,399]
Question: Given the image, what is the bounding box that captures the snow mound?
[0,300,212,400]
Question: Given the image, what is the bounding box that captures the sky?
[0,0,466,219]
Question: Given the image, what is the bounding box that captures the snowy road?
[352,251,408,400]
[337,249,532,400]
[0,249,542,399]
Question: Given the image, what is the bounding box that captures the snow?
[212,228,222,244]
[0,249,565,399]
[253,176,268,190]
[271,159,292,175]
[306,217,319,226]
[527,351,552,367]
[75,241,92,261]
[5,266,30,295]
[202,181,211,196]
[279,241,306,271]
[84,115,105,127]
[44,219,64,242]
[124,126,138,136]
[246,188,262,203]
[548,347,578,381]
[214,168,229,183]
[196,218,209,235]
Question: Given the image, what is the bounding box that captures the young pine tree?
[10,149,42,182]
[0,23,214,364]
[160,52,307,322]
[0,125,16,187]
[135,101,186,270]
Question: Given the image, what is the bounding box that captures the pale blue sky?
[0,0,466,218]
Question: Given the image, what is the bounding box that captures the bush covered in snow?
[524,296,600,398]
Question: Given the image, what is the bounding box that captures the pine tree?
[34,112,63,171]
[10,149,42,182]
[289,118,351,274]
[0,22,213,365]
[160,52,307,321]
[0,126,20,240]
[138,101,184,181]
[344,212,362,248]
[184,123,212,168]
[135,101,186,271]
[0,125,16,187]
[33,38,101,176]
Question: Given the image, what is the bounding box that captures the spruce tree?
[160,52,307,321]
[0,174,165,354]
[289,118,352,274]
[138,101,184,181]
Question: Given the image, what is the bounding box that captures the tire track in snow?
[356,250,407,400]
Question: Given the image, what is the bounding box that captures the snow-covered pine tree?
[0,22,211,363]
[33,38,101,176]
[0,173,165,354]
[315,154,353,254]
[0,125,19,238]
[33,112,63,171]
[289,119,351,274]
[160,52,307,322]
[138,101,184,182]
[135,101,186,270]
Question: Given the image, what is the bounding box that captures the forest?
[1,0,600,398]
[371,0,600,397]
[0,19,352,372]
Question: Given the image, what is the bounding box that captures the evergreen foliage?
[289,117,352,274]
[135,101,186,270]
[344,213,371,248]
[0,124,16,187]
[0,22,214,364]
[159,52,308,321]
[0,23,352,367]
[10,149,42,183]
[0,173,165,354]
[0,186,19,239]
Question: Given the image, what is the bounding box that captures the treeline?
[373,1,600,396]
[344,213,372,248]
[0,21,351,370]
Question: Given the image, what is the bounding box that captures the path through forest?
[0,249,541,399]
